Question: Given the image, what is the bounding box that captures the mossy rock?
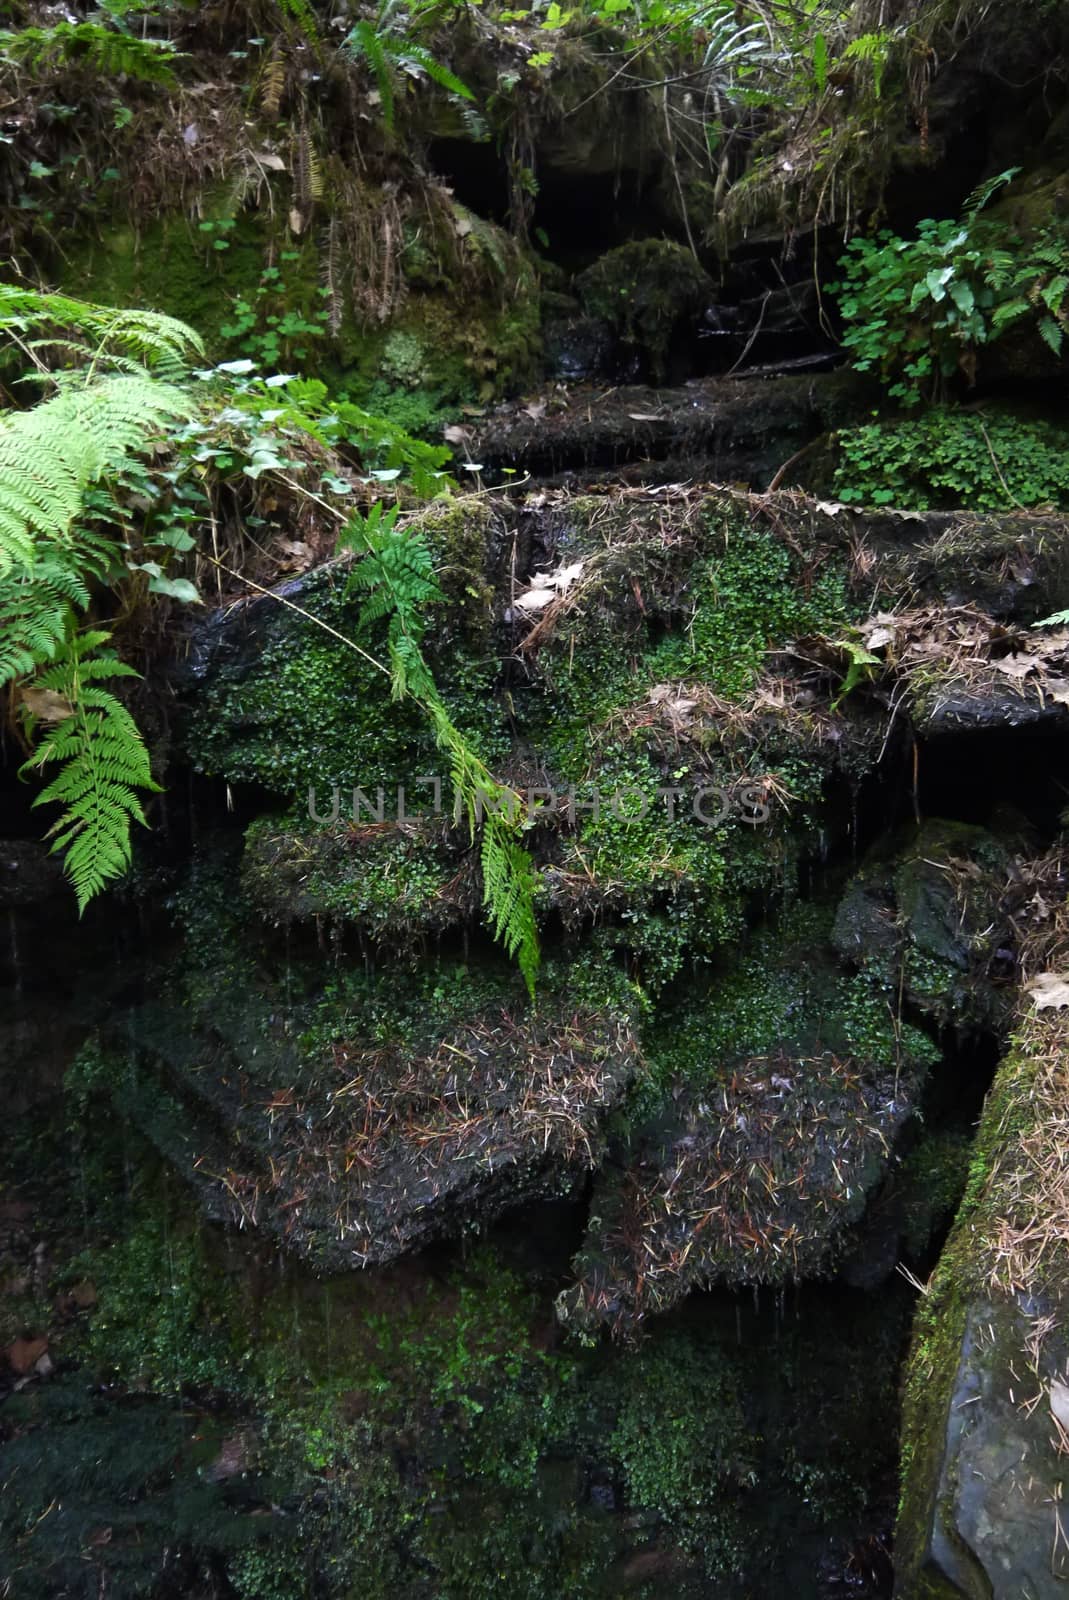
[831,819,1019,1032]
[575,239,715,383]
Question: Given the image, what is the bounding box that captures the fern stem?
[202,554,390,680]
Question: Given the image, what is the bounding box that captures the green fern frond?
[0,374,192,575]
[0,285,203,377]
[0,546,103,688]
[21,630,159,913]
[395,42,475,102]
[0,22,181,86]
[481,824,539,991]
[345,20,395,129]
[276,0,321,46]
[342,502,442,644]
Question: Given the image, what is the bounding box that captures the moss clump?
[67,1196,246,1395]
[575,239,714,381]
[644,523,850,698]
[643,900,940,1104]
[606,1331,753,1571]
[342,253,543,417]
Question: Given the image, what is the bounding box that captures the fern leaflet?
[0,374,192,575]
[341,505,540,992]
[20,630,159,913]
[0,22,182,86]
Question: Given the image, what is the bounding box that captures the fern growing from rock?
[341,503,540,993]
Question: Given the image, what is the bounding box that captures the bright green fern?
[0,375,194,576]
[20,629,159,913]
[0,285,203,912]
[0,540,112,689]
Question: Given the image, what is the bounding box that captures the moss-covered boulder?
[559,906,941,1335]
[574,240,715,383]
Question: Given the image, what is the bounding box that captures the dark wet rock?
[469,371,860,488]
[920,684,1069,736]
[898,1295,1069,1598]
[559,1048,922,1337]
[544,309,621,383]
[831,820,1019,1031]
[0,841,66,907]
[120,993,641,1272]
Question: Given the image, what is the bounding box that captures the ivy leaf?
[147,574,201,603]
[948,280,974,315]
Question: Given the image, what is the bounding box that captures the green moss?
[641,899,940,1108]
[340,258,542,413]
[67,1187,247,1395]
[898,1131,971,1260]
[185,538,503,798]
[67,208,279,353]
[606,1331,753,1571]
[646,524,850,698]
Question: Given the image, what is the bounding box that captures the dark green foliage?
[0,20,181,86]
[834,408,1069,509]
[342,9,475,135]
[831,173,1069,405]
[0,1379,261,1600]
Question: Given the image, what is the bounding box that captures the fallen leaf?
[277,539,311,561]
[1042,678,1069,707]
[6,1336,47,1375]
[1027,972,1069,1010]
[864,625,896,651]
[288,207,304,235]
[1050,1379,1069,1432]
[515,587,556,613]
[627,412,662,422]
[995,655,1039,680]
[183,123,198,146]
[442,424,469,445]
[16,687,73,724]
[527,559,584,595]
[256,151,287,171]
[523,401,546,420]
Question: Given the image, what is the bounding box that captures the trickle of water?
[7,907,22,1005]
